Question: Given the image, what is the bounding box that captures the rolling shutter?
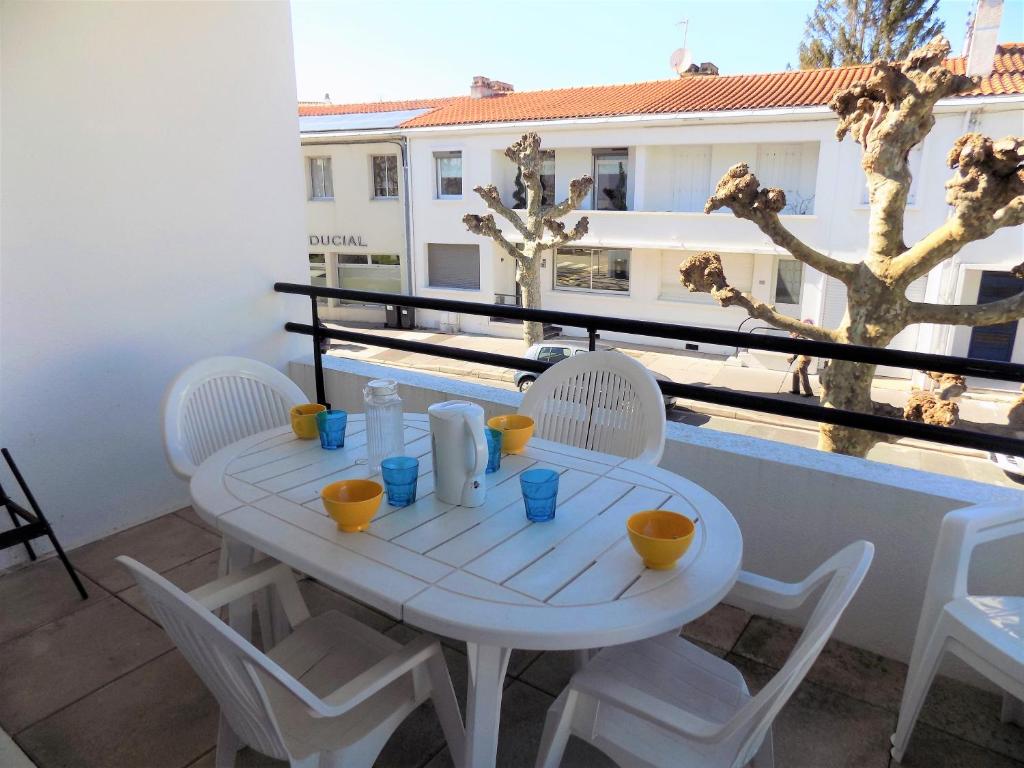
[427,244,480,290]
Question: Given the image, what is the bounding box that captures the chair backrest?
[162,356,307,479]
[117,556,321,762]
[727,541,874,767]
[519,350,666,464]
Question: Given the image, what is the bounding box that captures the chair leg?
[5,504,37,560]
[44,525,88,599]
[572,649,591,672]
[535,689,579,768]
[215,714,243,768]
[1001,693,1024,726]
[423,648,466,767]
[891,630,947,763]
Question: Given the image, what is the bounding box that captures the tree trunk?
[818,358,881,456]
[518,260,543,348]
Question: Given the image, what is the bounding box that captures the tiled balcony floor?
[1,508,1021,768]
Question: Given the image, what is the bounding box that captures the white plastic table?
[191,413,743,768]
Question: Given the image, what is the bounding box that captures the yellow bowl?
[290,403,327,439]
[626,510,695,570]
[321,479,383,532]
[487,414,535,453]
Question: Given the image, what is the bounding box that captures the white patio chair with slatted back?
[117,556,465,768]
[519,350,667,465]
[162,356,309,640]
[890,503,1024,763]
[534,541,874,768]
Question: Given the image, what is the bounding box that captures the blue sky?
[291,0,1024,104]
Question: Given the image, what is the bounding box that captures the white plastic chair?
[534,541,874,768]
[519,350,666,465]
[162,355,308,480]
[890,503,1024,763]
[117,556,465,768]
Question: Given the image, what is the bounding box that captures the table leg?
[464,642,511,768]
[224,537,256,641]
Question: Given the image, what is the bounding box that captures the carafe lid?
[366,379,397,397]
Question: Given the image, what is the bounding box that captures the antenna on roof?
[670,18,693,77]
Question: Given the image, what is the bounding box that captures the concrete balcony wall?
[291,356,1024,682]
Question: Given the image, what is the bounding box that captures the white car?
[514,342,676,408]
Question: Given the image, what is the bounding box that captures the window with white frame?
[434,151,462,198]
[860,143,924,206]
[336,253,402,295]
[427,243,479,289]
[309,156,333,200]
[371,155,399,199]
[554,247,630,293]
[541,150,555,206]
[594,150,628,211]
[774,259,803,305]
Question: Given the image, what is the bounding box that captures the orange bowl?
[290,403,327,439]
[626,510,695,570]
[487,414,535,453]
[321,479,383,532]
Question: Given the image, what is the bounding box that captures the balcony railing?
[274,282,1024,457]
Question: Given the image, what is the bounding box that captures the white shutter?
[822,276,848,329]
[672,146,712,213]
[427,244,480,290]
[757,144,803,213]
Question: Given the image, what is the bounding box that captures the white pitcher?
[427,401,487,507]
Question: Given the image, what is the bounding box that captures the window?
[594,150,628,211]
[671,146,712,212]
[554,247,630,293]
[434,151,462,198]
[537,346,570,363]
[336,253,401,296]
[427,243,480,289]
[371,155,399,199]
[756,143,817,214]
[309,253,328,305]
[541,151,555,206]
[774,259,803,305]
[309,156,333,200]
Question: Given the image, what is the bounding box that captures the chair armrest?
[728,569,826,612]
[571,668,723,744]
[312,634,442,719]
[188,559,311,628]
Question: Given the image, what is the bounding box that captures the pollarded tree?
[464,132,593,347]
[680,37,1024,457]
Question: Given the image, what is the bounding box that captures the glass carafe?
[364,379,404,475]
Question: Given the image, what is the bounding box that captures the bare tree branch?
[705,164,858,283]
[679,251,839,341]
[893,135,1024,282]
[829,36,977,262]
[471,184,531,241]
[462,213,523,262]
[546,175,594,219]
[539,216,589,250]
[907,290,1024,328]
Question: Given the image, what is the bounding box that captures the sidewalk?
[321,323,1014,455]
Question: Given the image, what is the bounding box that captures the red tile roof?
[301,44,1024,128]
[298,96,457,117]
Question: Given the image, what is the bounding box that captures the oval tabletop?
[190,413,743,651]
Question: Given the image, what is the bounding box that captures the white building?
[300,44,1024,370]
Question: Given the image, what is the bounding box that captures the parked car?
[514,343,676,408]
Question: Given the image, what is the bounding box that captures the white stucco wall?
[0,1,309,566]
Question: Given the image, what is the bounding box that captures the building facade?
[300,46,1024,374]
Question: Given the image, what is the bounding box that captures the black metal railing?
[275,282,1024,457]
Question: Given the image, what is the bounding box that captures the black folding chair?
[1,448,88,599]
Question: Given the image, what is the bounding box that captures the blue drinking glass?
[520,468,559,522]
[485,427,502,474]
[381,456,419,507]
[316,410,348,450]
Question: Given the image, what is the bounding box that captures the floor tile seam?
[0,589,115,649]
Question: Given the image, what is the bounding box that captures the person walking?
[787,319,815,397]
